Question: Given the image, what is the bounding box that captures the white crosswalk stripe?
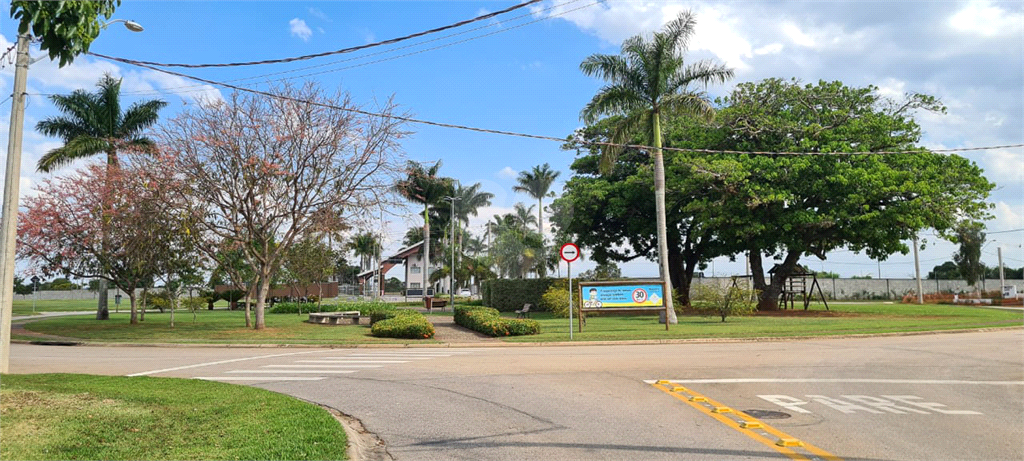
[194,349,485,383]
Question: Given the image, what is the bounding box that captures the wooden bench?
[308,311,362,325]
[428,299,448,310]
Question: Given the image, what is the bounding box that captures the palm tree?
[348,232,380,272]
[394,160,453,296]
[513,203,538,231]
[512,163,560,240]
[34,73,167,320]
[36,73,167,171]
[580,11,733,324]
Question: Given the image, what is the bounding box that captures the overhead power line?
[87,0,543,69]
[988,228,1024,234]
[117,0,598,97]
[93,56,1024,157]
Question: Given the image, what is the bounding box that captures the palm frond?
[36,136,111,172]
[581,84,650,124]
[119,99,168,138]
[660,92,715,121]
[579,54,630,84]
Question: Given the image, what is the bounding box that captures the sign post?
[560,243,580,340]
[30,276,39,314]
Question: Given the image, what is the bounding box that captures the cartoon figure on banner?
[584,288,602,308]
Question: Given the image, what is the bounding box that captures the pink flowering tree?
[17,159,190,324]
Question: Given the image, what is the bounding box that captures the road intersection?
[9,328,1023,460]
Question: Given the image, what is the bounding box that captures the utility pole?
[913,236,924,304]
[0,34,30,374]
[998,246,1005,296]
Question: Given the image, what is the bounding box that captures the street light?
[102,19,145,32]
[0,19,145,373]
[443,196,461,308]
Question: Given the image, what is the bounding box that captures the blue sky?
[2,1,1022,282]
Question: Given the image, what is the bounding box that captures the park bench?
[515,304,532,318]
[308,311,362,325]
[428,299,448,310]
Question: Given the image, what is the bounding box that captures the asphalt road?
[8,328,1024,460]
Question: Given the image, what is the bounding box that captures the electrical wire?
[988,228,1024,234]
[118,0,599,97]
[87,0,543,69]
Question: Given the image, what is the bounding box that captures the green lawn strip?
[21,310,440,345]
[499,303,1023,342]
[0,374,348,460]
[12,299,100,315]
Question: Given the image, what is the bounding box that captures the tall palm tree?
[34,73,167,320]
[348,232,380,272]
[580,11,733,324]
[36,73,167,171]
[394,160,453,296]
[512,163,560,240]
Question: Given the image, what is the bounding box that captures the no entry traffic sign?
[560,242,580,263]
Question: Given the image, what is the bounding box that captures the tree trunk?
[254,274,270,330]
[129,292,138,325]
[423,203,430,302]
[96,279,109,320]
[652,112,677,324]
[754,250,802,311]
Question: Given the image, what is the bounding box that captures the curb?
[13,325,1021,349]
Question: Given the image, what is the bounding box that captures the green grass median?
[504,302,1023,342]
[19,310,439,345]
[0,374,348,460]
[17,302,1021,345]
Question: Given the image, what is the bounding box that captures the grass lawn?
[499,302,1024,342]
[0,373,348,460]
[12,298,101,316]
[21,310,440,345]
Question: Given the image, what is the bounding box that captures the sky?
[1,0,1022,283]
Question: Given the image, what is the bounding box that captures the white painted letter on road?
[757,395,812,414]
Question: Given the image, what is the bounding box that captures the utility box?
[1002,285,1018,299]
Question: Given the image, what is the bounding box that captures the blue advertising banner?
[579,282,664,309]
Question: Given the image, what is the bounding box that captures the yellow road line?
[651,382,843,461]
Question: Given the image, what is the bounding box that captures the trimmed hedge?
[269,300,394,315]
[480,278,556,312]
[370,310,434,339]
[453,306,541,337]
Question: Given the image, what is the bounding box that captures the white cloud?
[753,43,783,55]
[290,18,313,42]
[307,7,331,22]
[497,166,518,180]
[876,78,907,99]
[782,22,816,47]
[991,201,1024,232]
[949,1,1024,37]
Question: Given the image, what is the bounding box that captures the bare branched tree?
[157,82,408,329]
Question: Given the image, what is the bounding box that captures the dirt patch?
[319,404,392,461]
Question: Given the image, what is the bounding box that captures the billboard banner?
[579,281,665,309]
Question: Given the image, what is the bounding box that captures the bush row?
[453,306,541,337]
[480,278,556,312]
[269,300,395,315]
[370,310,434,339]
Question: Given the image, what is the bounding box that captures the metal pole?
[444,197,460,307]
[0,34,30,374]
[568,261,572,340]
[998,247,1005,298]
[913,236,924,304]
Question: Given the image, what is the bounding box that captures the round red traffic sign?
[560,243,580,263]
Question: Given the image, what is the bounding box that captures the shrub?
[269,300,395,315]
[370,311,434,339]
[539,278,584,318]
[454,306,540,337]
[690,283,758,322]
[480,278,556,312]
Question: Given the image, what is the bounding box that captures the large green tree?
[953,222,986,289]
[693,79,994,309]
[33,74,166,320]
[579,11,733,323]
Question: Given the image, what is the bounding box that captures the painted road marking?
[655,378,1024,386]
[226,369,359,374]
[194,377,326,381]
[295,360,409,364]
[650,381,842,461]
[758,395,983,415]
[261,364,384,368]
[128,349,329,376]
